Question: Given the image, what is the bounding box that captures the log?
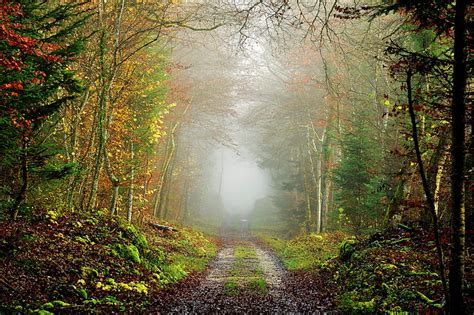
[149,223,176,232]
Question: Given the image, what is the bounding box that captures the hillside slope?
[0,210,217,313]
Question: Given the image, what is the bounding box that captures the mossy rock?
[115,244,141,264]
[339,292,376,313]
[119,222,148,249]
[339,239,358,262]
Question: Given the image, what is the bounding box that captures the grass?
[224,244,268,296]
[248,276,267,294]
[262,232,347,270]
[168,238,218,273]
[224,276,268,295]
[234,246,257,259]
[224,280,239,296]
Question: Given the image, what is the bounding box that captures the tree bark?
[320,127,331,232]
[161,142,177,219]
[11,139,28,220]
[306,126,318,231]
[86,0,123,212]
[127,141,135,223]
[104,148,119,216]
[407,70,448,302]
[449,0,467,312]
[153,126,172,216]
[427,134,449,217]
[66,88,90,210]
[153,123,178,217]
[86,5,108,211]
[303,169,312,233]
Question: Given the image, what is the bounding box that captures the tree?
[0,0,87,219]
[342,0,472,311]
[449,0,468,312]
[332,109,385,231]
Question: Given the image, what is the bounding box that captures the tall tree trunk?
[142,153,151,220]
[161,145,177,219]
[449,0,467,312]
[433,151,448,217]
[306,127,318,231]
[407,70,448,301]
[66,88,90,210]
[308,121,327,232]
[104,148,119,216]
[154,123,178,217]
[303,169,312,233]
[153,129,172,216]
[316,157,322,233]
[127,141,135,223]
[320,127,332,232]
[85,0,123,212]
[86,5,108,211]
[11,138,28,220]
[427,134,449,218]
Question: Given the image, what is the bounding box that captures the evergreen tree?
[332,109,385,231]
[0,0,88,219]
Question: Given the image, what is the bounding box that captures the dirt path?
[154,238,335,313]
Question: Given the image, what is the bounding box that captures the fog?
[213,146,270,216]
[162,11,334,236]
[167,30,280,226]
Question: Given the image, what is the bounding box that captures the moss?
[161,263,187,283]
[339,292,376,313]
[33,310,54,315]
[81,266,99,278]
[142,248,166,272]
[51,300,71,307]
[328,232,445,313]
[115,244,141,264]
[263,233,346,271]
[96,280,149,294]
[416,291,441,309]
[339,239,357,261]
[41,300,70,309]
[119,221,148,249]
[0,210,218,312]
[45,210,59,223]
[168,253,208,272]
[41,302,54,309]
[77,288,88,299]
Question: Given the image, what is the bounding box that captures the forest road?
[153,236,335,314]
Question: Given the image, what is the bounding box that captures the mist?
[164,29,286,229]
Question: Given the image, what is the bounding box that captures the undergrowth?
[326,230,445,313]
[262,232,347,270]
[0,209,217,313]
[263,229,449,313]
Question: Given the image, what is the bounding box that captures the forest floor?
[152,228,474,314]
[149,234,336,313]
[1,210,471,313]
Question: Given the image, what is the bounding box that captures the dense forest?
[0,0,472,313]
